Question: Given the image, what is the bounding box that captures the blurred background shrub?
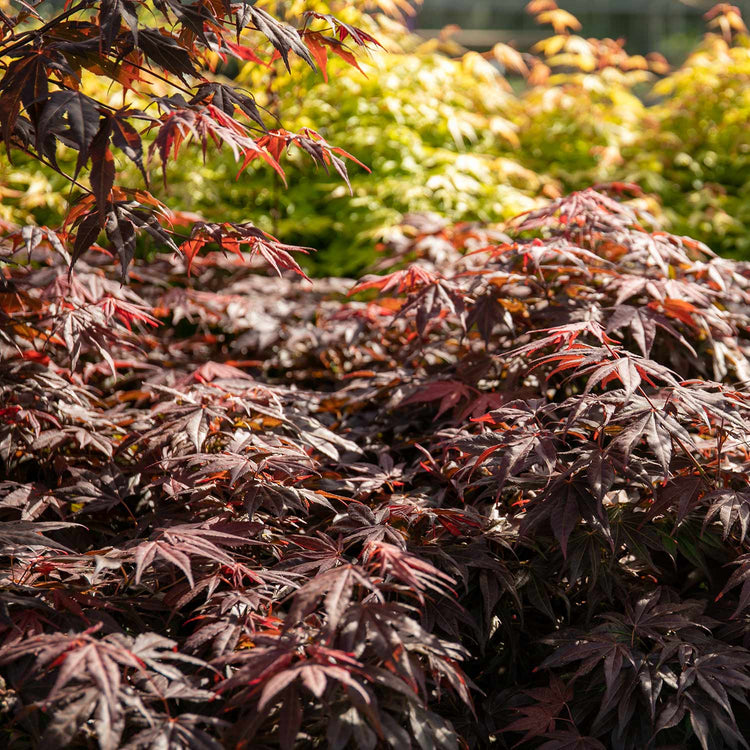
[4,1,750,273]
[162,34,550,276]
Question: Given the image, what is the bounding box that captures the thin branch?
[120,59,198,98]
[0,0,93,57]
[14,142,91,195]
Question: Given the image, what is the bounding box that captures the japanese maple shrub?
[4,3,750,750]
[5,176,750,746]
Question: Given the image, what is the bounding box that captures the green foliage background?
[4,8,750,274]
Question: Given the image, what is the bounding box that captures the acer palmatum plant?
[4,183,750,748]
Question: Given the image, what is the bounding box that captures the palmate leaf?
[0,50,51,152]
[349,264,441,296]
[503,675,573,743]
[336,600,472,705]
[110,109,149,183]
[507,320,617,359]
[180,438,316,485]
[398,278,468,337]
[604,589,704,639]
[35,90,100,174]
[128,522,262,588]
[190,82,266,131]
[302,30,368,82]
[607,397,696,477]
[520,473,612,557]
[240,5,315,71]
[703,489,750,543]
[123,714,229,750]
[237,127,369,190]
[99,0,139,53]
[37,686,107,749]
[138,28,198,82]
[450,418,558,494]
[69,194,178,275]
[362,541,457,601]
[0,629,210,750]
[400,379,474,419]
[530,343,679,400]
[285,564,382,632]
[0,520,79,552]
[216,639,392,750]
[49,299,144,374]
[148,98,287,188]
[256,660,368,714]
[303,12,383,49]
[155,0,218,42]
[329,501,408,549]
[178,221,311,279]
[605,303,696,358]
[647,474,706,527]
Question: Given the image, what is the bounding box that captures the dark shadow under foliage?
[4,187,750,749]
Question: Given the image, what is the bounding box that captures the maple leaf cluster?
[4,181,750,749]
[0,0,377,281]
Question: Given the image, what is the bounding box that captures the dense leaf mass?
[3,185,750,748]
